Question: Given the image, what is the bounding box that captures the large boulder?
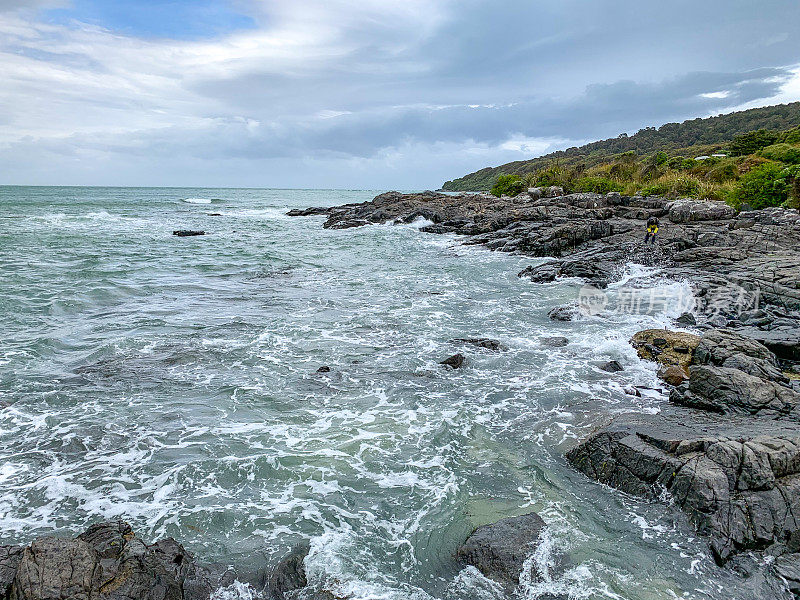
[566,407,800,565]
[670,365,800,418]
[456,513,547,588]
[667,199,736,223]
[630,330,701,369]
[2,522,232,600]
[693,329,786,382]
[731,327,800,362]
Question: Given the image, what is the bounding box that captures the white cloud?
[700,91,730,99]
[0,0,799,188]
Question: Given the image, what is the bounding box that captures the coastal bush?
[490,174,526,197]
[573,177,623,194]
[759,143,800,164]
[639,173,701,198]
[728,162,790,210]
[705,163,738,183]
[652,151,669,166]
[530,165,576,191]
[728,129,780,156]
[782,127,800,145]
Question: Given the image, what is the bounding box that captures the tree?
[490,174,526,197]
[728,129,780,156]
[730,162,790,209]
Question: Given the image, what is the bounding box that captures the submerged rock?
[548,305,578,322]
[440,353,465,369]
[456,512,547,588]
[598,360,624,373]
[451,338,507,352]
[541,336,569,347]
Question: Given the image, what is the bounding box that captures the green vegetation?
[490,174,526,197]
[449,102,800,211]
[484,143,800,209]
[443,102,800,193]
[728,129,780,156]
[760,143,800,164]
[729,163,791,210]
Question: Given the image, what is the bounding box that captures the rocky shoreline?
[4,189,798,599]
[290,189,800,597]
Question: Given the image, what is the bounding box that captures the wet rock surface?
[440,353,466,369]
[0,522,311,600]
[569,327,800,596]
[451,338,507,352]
[566,406,800,565]
[2,521,216,600]
[456,512,547,589]
[289,189,800,595]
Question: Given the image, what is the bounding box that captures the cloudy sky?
[1,0,799,189]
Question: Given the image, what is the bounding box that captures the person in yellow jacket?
[644,217,659,244]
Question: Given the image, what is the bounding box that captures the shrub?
[491,174,526,197]
[759,143,800,164]
[728,162,790,210]
[782,127,800,145]
[706,163,738,183]
[530,165,576,191]
[728,129,780,156]
[573,177,624,194]
[640,174,702,198]
[667,156,685,169]
[652,151,669,166]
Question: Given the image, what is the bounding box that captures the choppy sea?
[0,187,779,599]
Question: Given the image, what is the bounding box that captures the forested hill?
[442,102,800,191]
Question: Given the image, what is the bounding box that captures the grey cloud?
[120,66,794,160]
[2,0,800,187]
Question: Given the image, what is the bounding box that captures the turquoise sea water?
[0,187,783,599]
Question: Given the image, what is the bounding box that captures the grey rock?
[548,305,578,321]
[0,546,23,598]
[667,199,736,223]
[5,521,233,600]
[451,338,508,352]
[541,337,569,347]
[670,365,800,418]
[675,312,697,326]
[286,207,329,217]
[440,353,465,369]
[693,329,787,383]
[731,327,800,361]
[774,553,800,597]
[456,512,546,588]
[265,542,309,600]
[599,360,624,373]
[173,230,205,237]
[566,407,800,564]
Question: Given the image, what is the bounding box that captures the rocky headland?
[290,188,800,596]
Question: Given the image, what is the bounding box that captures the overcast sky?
[1,0,799,189]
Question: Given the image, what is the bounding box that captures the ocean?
[0,186,775,599]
